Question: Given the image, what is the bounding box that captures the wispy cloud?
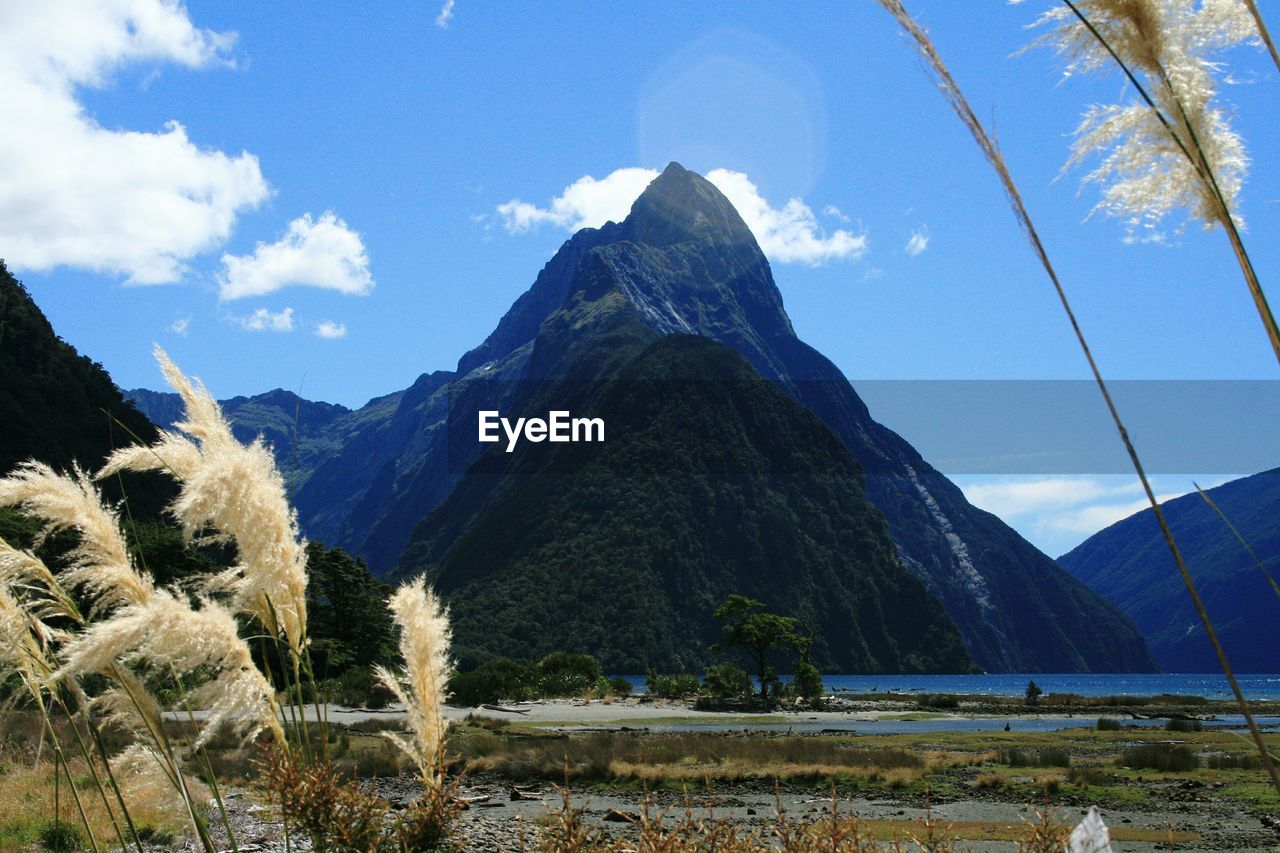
[314,320,347,339]
[904,227,930,257]
[0,1,269,284]
[495,166,867,266]
[958,474,1191,553]
[169,317,190,337]
[436,0,456,28]
[219,212,373,300]
[234,307,295,333]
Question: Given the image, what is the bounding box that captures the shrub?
[536,652,603,698]
[703,663,752,699]
[1206,753,1263,770]
[1001,747,1070,768]
[1165,717,1202,733]
[645,669,701,699]
[38,820,83,853]
[1024,680,1043,707]
[1120,744,1199,772]
[1096,717,1122,731]
[337,667,395,709]
[448,658,536,706]
[608,676,633,698]
[792,661,824,702]
[1068,766,1112,786]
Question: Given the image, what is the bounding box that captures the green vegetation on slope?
[398,328,972,675]
[0,260,168,517]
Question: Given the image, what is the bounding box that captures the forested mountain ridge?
[1059,469,1280,672]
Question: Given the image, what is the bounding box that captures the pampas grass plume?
[1014,0,1259,234]
[376,577,452,787]
[0,462,152,615]
[99,346,309,652]
[55,591,284,748]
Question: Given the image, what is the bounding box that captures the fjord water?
[622,672,1280,701]
[818,672,1280,701]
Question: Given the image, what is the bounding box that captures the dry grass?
[0,749,191,850]
[454,729,991,787]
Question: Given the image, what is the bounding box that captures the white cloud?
[823,204,851,223]
[496,168,659,234]
[169,317,190,336]
[706,169,867,265]
[495,166,867,266]
[905,227,930,257]
[436,0,456,28]
[314,320,347,339]
[0,1,270,284]
[219,212,373,300]
[235,307,295,333]
[960,475,1190,546]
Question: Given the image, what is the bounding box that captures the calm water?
[620,673,1280,702]
[632,715,1280,736]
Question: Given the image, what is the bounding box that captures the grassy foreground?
[7,705,1274,849]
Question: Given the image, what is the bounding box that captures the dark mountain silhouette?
[0,260,167,517]
[1059,469,1280,672]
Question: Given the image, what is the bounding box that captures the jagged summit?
[457,162,791,379]
[621,162,758,251]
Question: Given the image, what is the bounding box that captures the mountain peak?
[623,162,757,251]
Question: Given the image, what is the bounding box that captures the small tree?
[1024,679,1043,707]
[536,652,603,697]
[703,662,753,699]
[793,661,824,703]
[712,595,812,702]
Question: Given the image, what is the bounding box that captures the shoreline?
[260,695,1280,730]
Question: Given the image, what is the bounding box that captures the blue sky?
[3,2,1277,555]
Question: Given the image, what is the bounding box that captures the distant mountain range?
[1059,469,1280,672]
[126,164,1156,674]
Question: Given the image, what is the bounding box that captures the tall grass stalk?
[108,664,218,852]
[2,545,144,851]
[1,589,106,851]
[873,0,1280,797]
[1241,0,1280,72]
[49,734,100,852]
[51,688,141,853]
